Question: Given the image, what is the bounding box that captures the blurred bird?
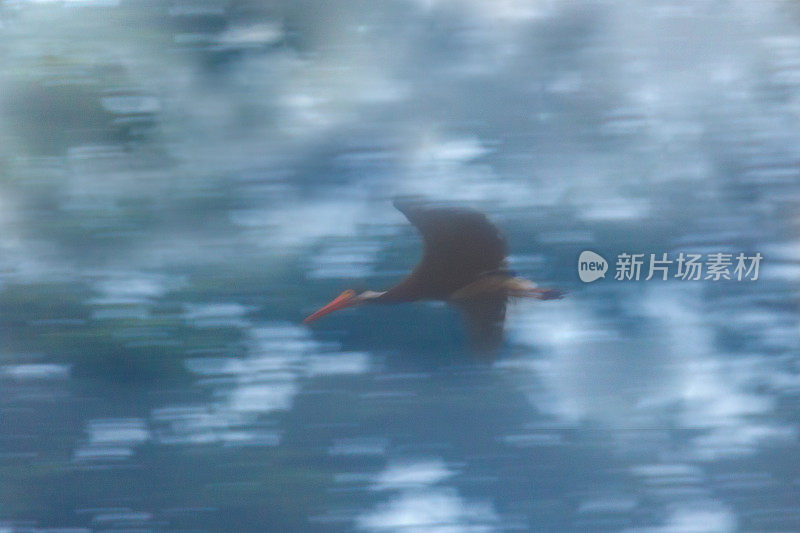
[303,198,563,353]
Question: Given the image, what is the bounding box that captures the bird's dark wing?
[454,293,507,356]
[388,198,508,300]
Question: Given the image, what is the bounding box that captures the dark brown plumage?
[303,199,562,354]
[378,198,508,302]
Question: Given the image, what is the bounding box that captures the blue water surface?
[1,1,799,531]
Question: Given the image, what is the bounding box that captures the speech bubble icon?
[578,250,608,283]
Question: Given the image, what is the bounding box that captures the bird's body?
[303,199,562,353]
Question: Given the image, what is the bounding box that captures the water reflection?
[504,280,798,531]
[74,418,149,463]
[507,283,797,458]
[154,325,371,447]
[2,0,800,530]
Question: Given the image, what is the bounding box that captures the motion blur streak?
[1,0,799,531]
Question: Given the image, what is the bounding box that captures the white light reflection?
[505,283,797,530]
[356,458,499,532]
[73,418,149,463]
[153,323,371,447]
[506,285,797,459]
[624,501,737,533]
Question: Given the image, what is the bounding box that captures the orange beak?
[303,290,357,324]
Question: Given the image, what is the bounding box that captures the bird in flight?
[303,198,563,353]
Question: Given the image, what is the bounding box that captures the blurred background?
[1,0,799,531]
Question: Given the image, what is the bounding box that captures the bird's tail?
[521,288,565,300]
[505,277,565,300]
